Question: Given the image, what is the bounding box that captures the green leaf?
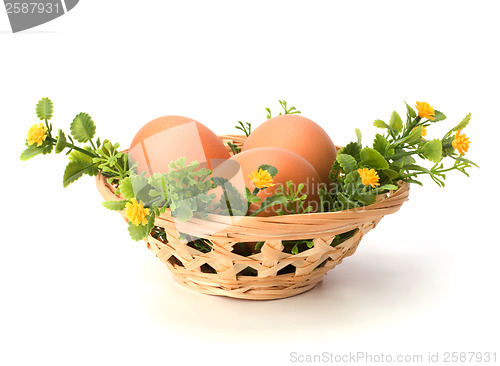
[257,164,278,177]
[336,192,359,210]
[212,176,248,216]
[172,199,195,222]
[388,111,403,133]
[102,200,127,211]
[406,125,423,144]
[422,139,443,163]
[244,187,261,203]
[405,101,416,118]
[360,147,389,169]
[70,112,96,143]
[128,222,148,241]
[376,184,398,191]
[452,113,471,132]
[357,192,376,205]
[373,134,390,155]
[432,110,446,122]
[344,171,361,196]
[381,168,399,179]
[318,185,335,213]
[355,128,362,146]
[118,175,149,200]
[338,142,361,162]
[63,160,95,187]
[20,144,43,161]
[69,147,98,176]
[36,97,53,121]
[251,194,288,216]
[336,154,357,173]
[54,129,67,154]
[373,119,389,129]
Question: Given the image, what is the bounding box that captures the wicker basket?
[95,135,410,300]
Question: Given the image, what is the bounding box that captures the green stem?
[47,137,98,158]
[387,149,422,161]
[222,189,233,216]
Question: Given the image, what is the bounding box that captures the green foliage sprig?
[322,101,477,212]
[231,99,301,146]
[21,98,130,187]
[265,100,301,119]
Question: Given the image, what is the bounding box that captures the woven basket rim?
[96,134,409,240]
[96,173,408,218]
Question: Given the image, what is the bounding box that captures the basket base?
[170,270,324,300]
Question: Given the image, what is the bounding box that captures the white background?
[1,1,499,365]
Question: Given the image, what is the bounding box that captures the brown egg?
[224,147,322,217]
[242,114,337,183]
[129,116,230,175]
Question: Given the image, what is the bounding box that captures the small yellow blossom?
[249,168,275,189]
[452,130,470,156]
[125,198,150,226]
[415,101,435,121]
[358,168,380,188]
[27,123,48,147]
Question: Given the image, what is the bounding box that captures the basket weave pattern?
[96,135,409,300]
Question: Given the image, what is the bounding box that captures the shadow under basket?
[95,135,410,300]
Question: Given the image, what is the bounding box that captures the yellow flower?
[415,101,435,120]
[124,198,150,226]
[452,130,470,155]
[358,168,380,188]
[249,168,275,189]
[27,123,48,147]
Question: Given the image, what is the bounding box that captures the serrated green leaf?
[20,144,43,161]
[102,200,127,211]
[373,119,389,129]
[453,113,471,132]
[257,164,278,177]
[70,112,96,143]
[357,192,376,205]
[172,199,195,222]
[118,175,149,200]
[389,111,403,133]
[422,139,443,163]
[63,160,94,187]
[128,222,148,241]
[432,110,446,122]
[336,154,357,173]
[55,129,67,154]
[338,142,361,162]
[406,125,423,144]
[344,171,361,196]
[36,97,53,121]
[360,147,389,169]
[405,101,416,118]
[373,134,389,155]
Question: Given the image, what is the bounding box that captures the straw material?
[95,135,409,300]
